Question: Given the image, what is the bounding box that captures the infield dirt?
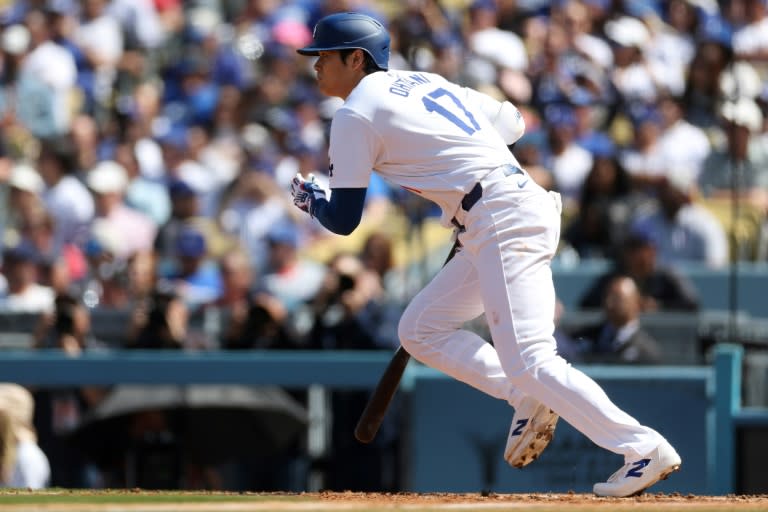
[1,491,768,512]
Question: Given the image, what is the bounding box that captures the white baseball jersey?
[327,70,525,227]
[338,73,671,466]
[325,70,668,469]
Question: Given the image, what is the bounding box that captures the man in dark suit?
[571,275,663,364]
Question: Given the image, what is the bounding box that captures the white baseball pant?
[398,169,665,461]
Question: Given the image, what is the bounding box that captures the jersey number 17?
[422,87,481,136]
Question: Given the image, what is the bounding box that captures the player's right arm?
[309,186,367,235]
[292,108,377,235]
[290,171,367,235]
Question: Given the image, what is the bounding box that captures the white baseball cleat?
[593,440,682,497]
[504,397,559,468]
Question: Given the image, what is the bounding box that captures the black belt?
[451,165,524,230]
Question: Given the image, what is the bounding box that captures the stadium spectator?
[261,220,325,315]
[153,175,238,274]
[388,0,460,74]
[360,231,394,282]
[655,94,711,185]
[37,139,95,249]
[156,125,221,218]
[618,103,668,190]
[7,162,46,235]
[568,275,663,364]
[85,160,157,260]
[154,178,199,265]
[0,242,54,314]
[31,293,106,488]
[562,145,644,260]
[541,103,593,209]
[17,8,77,137]
[578,231,700,312]
[114,141,171,226]
[187,116,243,192]
[217,248,293,351]
[108,0,167,52]
[699,97,768,209]
[127,287,188,350]
[644,0,699,97]
[0,383,50,489]
[465,0,530,102]
[0,23,30,130]
[72,0,123,118]
[124,249,158,306]
[572,95,614,156]
[68,114,103,178]
[730,0,768,73]
[305,251,401,492]
[631,168,729,269]
[682,15,733,130]
[559,0,613,71]
[123,80,166,178]
[603,16,658,105]
[78,218,135,310]
[528,20,576,112]
[217,171,296,274]
[513,129,555,190]
[163,226,223,312]
[34,292,99,351]
[16,203,87,290]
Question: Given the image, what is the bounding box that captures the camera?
[338,273,356,294]
[54,294,79,336]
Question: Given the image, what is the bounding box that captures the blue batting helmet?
[297,12,390,70]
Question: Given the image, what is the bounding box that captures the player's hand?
[291,173,327,217]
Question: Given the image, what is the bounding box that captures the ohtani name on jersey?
[389,73,432,97]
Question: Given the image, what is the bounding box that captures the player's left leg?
[462,183,679,495]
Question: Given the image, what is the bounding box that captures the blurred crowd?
[0,0,767,493]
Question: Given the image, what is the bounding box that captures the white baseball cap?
[87,161,129,194]
[720,98,764,133]
[719,62,763,100]
[605,16,650,48]
[88,218,125,256]
[1,24,30,56]
[9,163,44,194]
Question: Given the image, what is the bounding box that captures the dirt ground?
[2,491,768,512]
[317,491,768,508]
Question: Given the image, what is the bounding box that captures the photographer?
[31,293,106,488]
[127,287,188,350]
[305,252,402,492]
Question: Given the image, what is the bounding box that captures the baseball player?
[291,12,681,497]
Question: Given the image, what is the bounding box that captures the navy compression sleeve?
[311,187,367,235]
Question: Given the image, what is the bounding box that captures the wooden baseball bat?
[354,345,411,443]
[354,239,461,444]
